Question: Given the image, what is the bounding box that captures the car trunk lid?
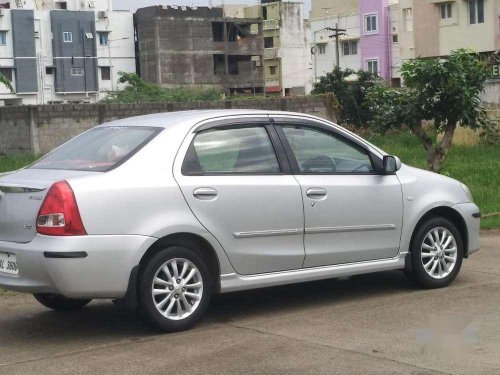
[0,169,98,243]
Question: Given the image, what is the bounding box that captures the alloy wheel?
[420,227,458,279]
[151,258,204,320]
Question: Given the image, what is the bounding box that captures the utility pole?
[326,24,346,68]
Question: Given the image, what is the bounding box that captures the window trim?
[469,0,485,24]
[182,121,289,176]
[63,31,73,43]
[440,2,453,19]
[270,117,384,175]
[0,31,7,46]
[70,67,85,76]
[403,8,413,32]
[365,58,380,76]
[363,12,379,35]
[342,40,358,56]
[98,32,110,46]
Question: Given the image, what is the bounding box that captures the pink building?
[359,0,391,80]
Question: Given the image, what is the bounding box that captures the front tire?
[407,216,464,289]
[33,293,91,311]
[138,246,212,332]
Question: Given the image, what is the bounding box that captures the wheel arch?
[138,232,222,292]
[410,206,469,256]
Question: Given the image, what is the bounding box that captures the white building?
[244,1,309,96]
[0,0,135,106]
[309,8,361,83]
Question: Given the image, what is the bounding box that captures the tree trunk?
[411,120,457,173]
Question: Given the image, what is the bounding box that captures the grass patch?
[0,136,498,229]
[0,154,37,174]
[0,288,12,296]
[367,133,499,229]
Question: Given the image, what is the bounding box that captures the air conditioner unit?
[88,1,95,8]
[98,11,108,19]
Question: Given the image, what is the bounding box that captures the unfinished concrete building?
[134,6,265,95]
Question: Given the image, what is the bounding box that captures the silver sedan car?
[0,110,480,332]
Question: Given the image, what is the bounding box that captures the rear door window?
[182,126,280,175]
[30,126,161,172]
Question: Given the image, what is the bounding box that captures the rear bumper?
[0,234,156,299]
[453,202,481,256]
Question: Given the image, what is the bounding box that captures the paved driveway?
[0,231,499,375]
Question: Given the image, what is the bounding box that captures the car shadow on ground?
[0,270,421,345]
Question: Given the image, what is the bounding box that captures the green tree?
[102,72,221,103]
[0,73,14,93]
[366,49,492,172]
[312,67,378,127]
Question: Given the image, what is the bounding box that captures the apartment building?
[389,0,499,97]
[310,9,361,80]
[310,0,393,82]
[244,1,309,96]
[389,0,415,84]
[410,0,499,58]
[0,0,135,106]
[134,6,265,96]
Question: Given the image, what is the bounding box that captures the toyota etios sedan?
[0,110,480,332]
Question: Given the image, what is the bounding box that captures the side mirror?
[382,155,401,174]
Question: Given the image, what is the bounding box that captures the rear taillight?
[36,181,87,236]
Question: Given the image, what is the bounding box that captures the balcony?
[225,38,263,55]
[264,47,278,60]
[263,19,279,30]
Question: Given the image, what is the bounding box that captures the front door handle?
[193,187,218,200]
[306,187,327,200]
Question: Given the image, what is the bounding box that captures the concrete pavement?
[0,231,499,375]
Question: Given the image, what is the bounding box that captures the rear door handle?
[193,187,218,200]
[306,187,327,200]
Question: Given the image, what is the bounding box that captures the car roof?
[99,109,323,129]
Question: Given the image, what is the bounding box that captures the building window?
[0,31,6,46]
[212,22,224,42]
[63,32,73,43]
[469,0,484,24]
[269,65,277,76]
[364,13,378,34]
[317,44,326,54]
[403,8,413,31]
[0,68,12,82]
[264,37,274,49]
[56,1,68,9]
[45,66,54,75]
[342,40,358,56]
[71,67,84,76]
[99,32,109,46]
[100,66,111,80]
[440,3,453,19]
[366,59,379,75]
[392,34,398,43]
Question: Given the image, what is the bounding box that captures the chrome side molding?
[305,224,396,234]
[0,186,46,193]
[233,228,301,239]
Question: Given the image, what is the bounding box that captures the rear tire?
[138,246,213,333]
[406,216,464,289]
[33,293,91,311]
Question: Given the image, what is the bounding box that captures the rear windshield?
[30,126,161,172]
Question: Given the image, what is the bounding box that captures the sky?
[113,0,312,16]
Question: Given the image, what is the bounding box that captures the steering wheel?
[302,155,336,173]
[351,163,371,173]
